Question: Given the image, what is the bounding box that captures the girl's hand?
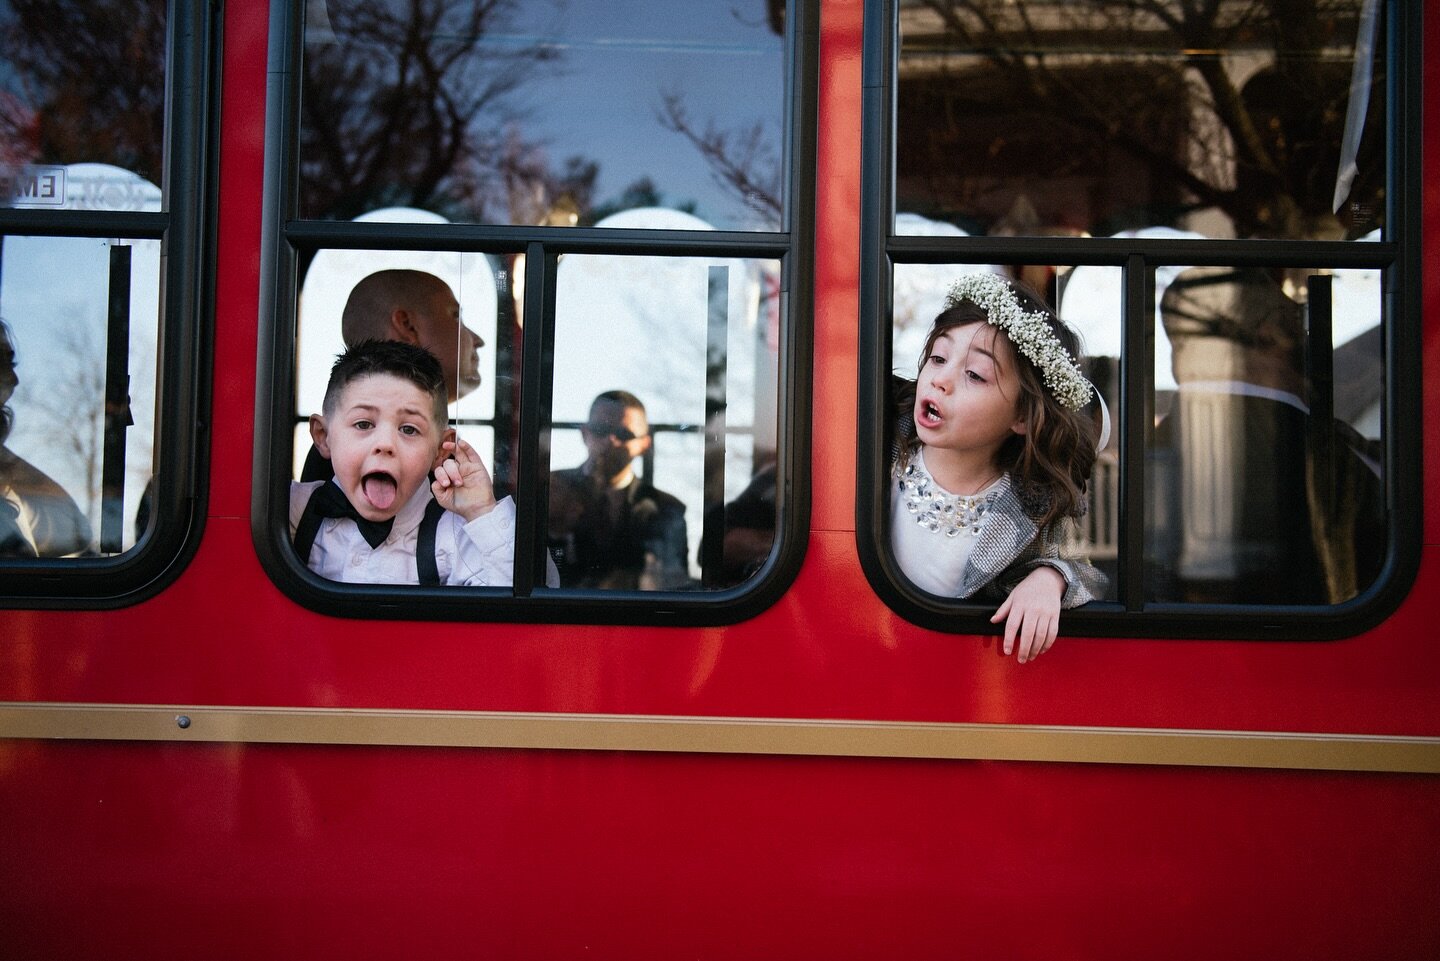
[991,566,1065,664]
[432,439,496,523]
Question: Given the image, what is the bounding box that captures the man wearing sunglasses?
[547,390,690,590]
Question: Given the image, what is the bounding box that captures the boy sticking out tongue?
[290,339,529,586]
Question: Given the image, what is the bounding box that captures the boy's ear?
[431,426,458,470]
[309,414,331,457]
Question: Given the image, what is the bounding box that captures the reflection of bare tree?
[301,0,573,222]
[904,0,1384,240]
[13,323,106,521]
[582,177,697,227]
[658,93,782,225]
[653,2,787,228]
[0,0,165,181]
[497,129,599,226]
[12,319,155,532]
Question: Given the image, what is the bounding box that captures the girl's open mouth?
[916,399,942,428]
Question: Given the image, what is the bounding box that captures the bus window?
[548,248,781,591]
[892,1,1386,243]
[860,0,1416,637]
[289,243,519,589]
[0,1,214,602]
[294,243,505,488]
[1146,265,1384,605]
[0,1,167,190]
[298,0,785,231]
[889,260,1120,603]
[256,0,814,619]
[0,235,160,558]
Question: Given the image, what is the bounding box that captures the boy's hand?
[991,566,1065,664]
[431,439,496,523]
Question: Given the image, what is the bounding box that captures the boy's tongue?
[362,473,398,511]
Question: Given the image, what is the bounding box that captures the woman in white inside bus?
[0,320,91,557]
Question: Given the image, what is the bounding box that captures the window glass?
[300,0,786,231]
[0,0,168,199]
[870,0,1406,632]
[0,0,211,602]
[266,0,808,614]
[889,257,1385,607]
[1,233,161,557]
[1145,265,1384,604]
[550,247,781,590]
[895,0,1386,241]
[294,239,508,488]
[291,240,522,589]
[1,0,173,560]
[891,260,1118,600]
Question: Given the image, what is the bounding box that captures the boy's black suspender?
[291,496,328,569]
[293,493,448,586]
[413,498,446,586]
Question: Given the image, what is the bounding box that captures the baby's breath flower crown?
[943,273,1093,410]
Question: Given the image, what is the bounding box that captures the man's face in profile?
[413,283,484,402]
[581,400,650,483]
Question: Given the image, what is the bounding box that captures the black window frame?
[0,0,219,607]
[253,0,816,624]
[856,0,1422,640]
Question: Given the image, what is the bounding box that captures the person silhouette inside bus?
[697,460,776,587]
[291,338,549,586]
[300,269,484,482]
[1149,266,1383,604]
[0,319,91,558]
[547,390,690,590]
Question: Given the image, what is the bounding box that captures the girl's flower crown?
[943,274,1093,410]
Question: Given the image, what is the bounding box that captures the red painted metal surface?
[3,741,1438,959]
[1,0,1438,957]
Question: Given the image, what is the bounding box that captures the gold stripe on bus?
[1,702,1437,773]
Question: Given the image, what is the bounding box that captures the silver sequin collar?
[897,454,1007,538]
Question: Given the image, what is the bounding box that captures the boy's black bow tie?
[308,482,394,549]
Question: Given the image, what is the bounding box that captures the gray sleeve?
[986,527,1107,609]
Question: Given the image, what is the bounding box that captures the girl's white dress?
[889,448,1106,607]
[890,449,1007,596]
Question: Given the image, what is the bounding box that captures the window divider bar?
[282,220,788,259]
[1119,254,1151,612]
[0,210,168,239]
[888,236,1398,270]
[100,245,133,554]
[513,243,555,597]
[1306,274,1337,524]
[700,266,730,588]
[489,254,519,493]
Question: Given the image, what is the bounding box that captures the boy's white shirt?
[290,479,524,587]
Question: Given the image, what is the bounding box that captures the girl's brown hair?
[896,279,1100,532]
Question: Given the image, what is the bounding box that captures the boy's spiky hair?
[321,339,448,426]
